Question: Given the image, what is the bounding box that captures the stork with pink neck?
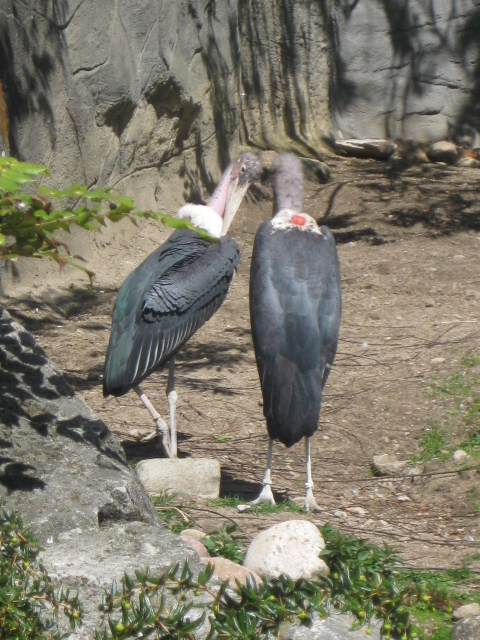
[104,153,261,458]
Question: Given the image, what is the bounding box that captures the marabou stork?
[249,153,342,510]
[103,153,261,458]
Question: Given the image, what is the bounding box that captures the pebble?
[180,535,210,559]
[453,450,468,463]
[243,520,329,580]
[201,556,262,587]
[426,141,459,165]
[180,528,207,542]
[236,504,252,513]
[372,453,407,476]
[430,357,446,364]
[347,506,367,516]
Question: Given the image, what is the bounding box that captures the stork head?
[219,152,262,236]
[178,152,261,238]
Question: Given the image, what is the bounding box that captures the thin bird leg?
[251,438,275,505]
[134,385,171,457]
[167,357,178,459]
[304,437,321,511]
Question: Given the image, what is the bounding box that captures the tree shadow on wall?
[0,306,128,495]
[455,8,480,139]
[0,3,69,156]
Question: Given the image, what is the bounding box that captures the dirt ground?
[2,152,480,571]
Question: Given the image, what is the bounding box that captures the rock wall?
[1,0,479,203]
[331,0,480,143]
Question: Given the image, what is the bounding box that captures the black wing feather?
[250,222,342,447]
[104,229,240,396]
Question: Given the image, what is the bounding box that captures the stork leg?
[251,438,275,505]
[134,385,171,458]
[304,437,321,511]
[167,357,178,459]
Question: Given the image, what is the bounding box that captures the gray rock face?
[42,522,199,639]
[279,613,382,640]
[2,0,478,214]
[450,616,480,640]
[0,305,157,543]
[331,0,480,142]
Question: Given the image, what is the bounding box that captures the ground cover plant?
[0,507,82,639]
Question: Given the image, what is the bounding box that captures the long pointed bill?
[220,176,250,236]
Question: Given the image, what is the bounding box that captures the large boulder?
[0,305,201,636]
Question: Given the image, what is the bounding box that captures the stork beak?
[220,175,249,236]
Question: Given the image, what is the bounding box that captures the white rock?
[372,454,407,476]
[136,458,221,498]
[347,506,367,516]
[236,504,252,513]
[426,141,459,165]
[243,520,329,580]
[452,449,468,463]
[430,357,446,364]
[452,602,480,620]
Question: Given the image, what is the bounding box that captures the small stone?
[334,510,347,518]
[457,156,480,168]
[236,504,252,513]
[426,141,459,165]
[425,298,435,307]
[347,506,367,516]
[179,528,207,542]
[453,449,468,463]
[372,454,407,476]
[406,466,424,478]
[453,254,465,260]
[201,556,262,587]
[452,602,480,620]
[136,458,221,498]
[87,370,100,381]
[244,520,329,580]
[180,536,210,558]
[430,357,445,364]
[396,495,411,502]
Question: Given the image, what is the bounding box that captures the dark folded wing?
[104,230,240,396]
[249,223,341,446]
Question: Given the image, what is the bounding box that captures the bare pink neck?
[207,163,233,217]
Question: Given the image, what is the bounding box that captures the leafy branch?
[0,157,218,283]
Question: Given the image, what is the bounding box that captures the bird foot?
[304,488,321,512]
[141,430,158,442]
[250,483,276,506]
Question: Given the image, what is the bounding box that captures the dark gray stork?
[249,153,342,510]
[104,153,261,458]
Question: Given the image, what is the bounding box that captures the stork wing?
[104,229,240,396]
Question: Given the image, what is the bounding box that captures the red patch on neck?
[291,214,306,226]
